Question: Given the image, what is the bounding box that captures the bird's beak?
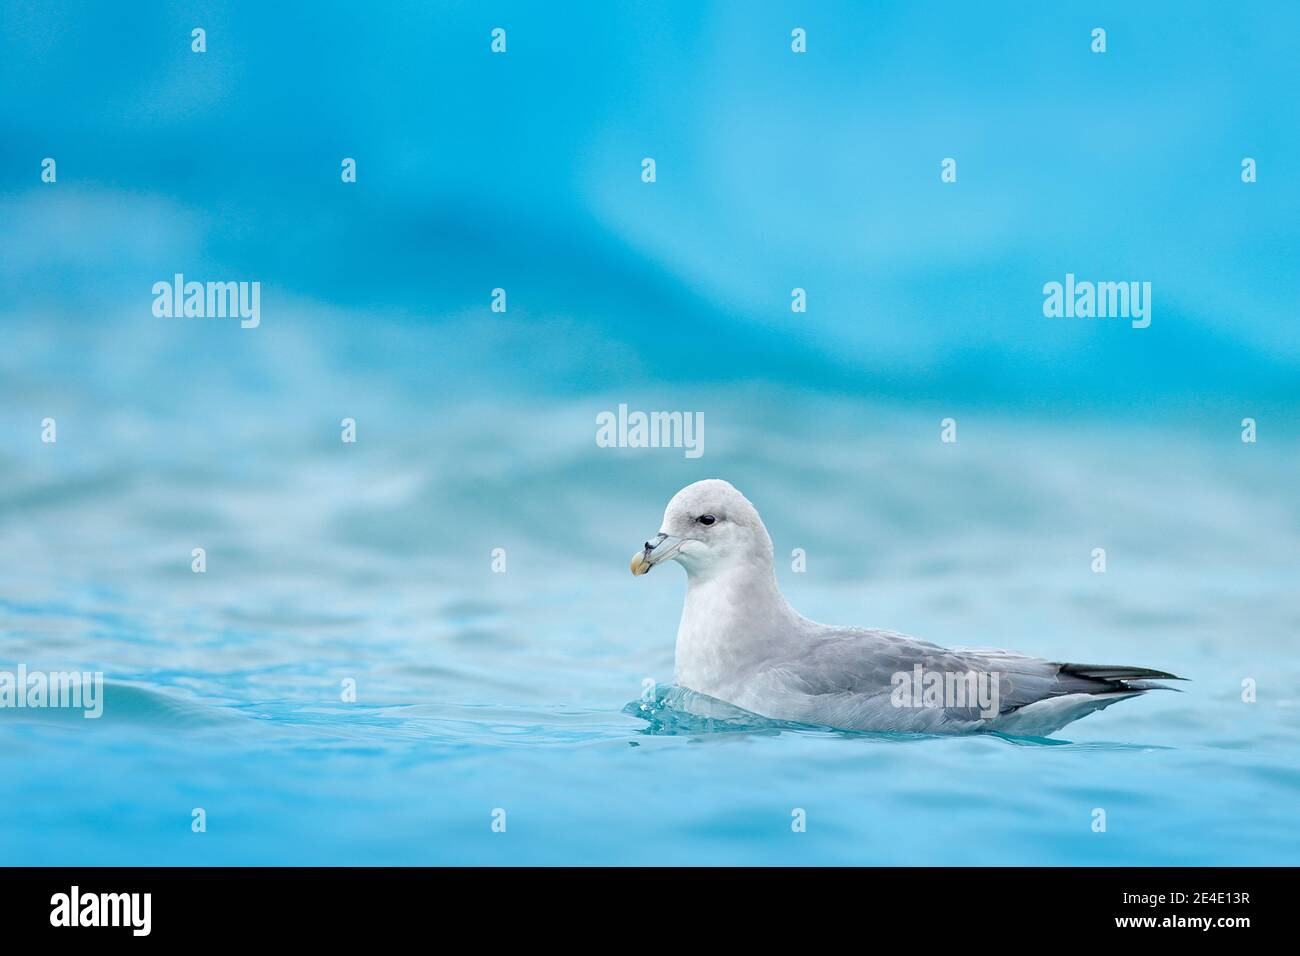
[630,533,685,576]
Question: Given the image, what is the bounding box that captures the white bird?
[630,479,1181,736]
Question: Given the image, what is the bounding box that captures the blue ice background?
[1,1,1297,865]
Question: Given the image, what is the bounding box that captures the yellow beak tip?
[630,552,650,576]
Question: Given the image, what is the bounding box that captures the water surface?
[3,345,1296,865]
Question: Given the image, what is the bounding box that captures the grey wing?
[771,628,1179,724]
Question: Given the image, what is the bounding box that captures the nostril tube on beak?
[631,532,682,576]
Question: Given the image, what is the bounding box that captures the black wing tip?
[1060,662,1188,682]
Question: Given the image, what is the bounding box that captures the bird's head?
[630,479,772,579]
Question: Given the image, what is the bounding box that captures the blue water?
[2,365,1297,864]
[2,2,1299,865]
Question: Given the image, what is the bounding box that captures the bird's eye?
[697,514,717,526]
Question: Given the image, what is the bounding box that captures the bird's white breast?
[672,566,802,705]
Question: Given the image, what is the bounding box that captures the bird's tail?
[989,662,1185,736]
[1059,662,1186,692]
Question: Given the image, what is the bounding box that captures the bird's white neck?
[672,558,803,700]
